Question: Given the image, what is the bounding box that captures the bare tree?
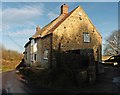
[104,30,120,55]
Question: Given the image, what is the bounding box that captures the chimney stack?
[61,4,69,15]
[36,25,40,32]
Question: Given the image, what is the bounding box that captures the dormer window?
[31,39,37,53]
[31,39,34,46]
[83,32,90,43]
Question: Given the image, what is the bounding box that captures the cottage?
[24,4,102,73]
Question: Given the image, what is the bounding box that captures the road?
[1,66,120,94]
[1,70,65,94]
[2,70,33,94]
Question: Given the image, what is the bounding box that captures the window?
[83,32,90,42]
[31,39,37,53]
[34,54,37,61]
[31,39,34,46]
[33,43,37,52]
[43,50,48,60]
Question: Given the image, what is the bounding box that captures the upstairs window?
[31,39,37,53]
[83,32,90,43]
[31,39,34,46]
[43,50,48,60]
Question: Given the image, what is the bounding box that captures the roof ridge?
[40,7,78,38]
[42,14,66,34]
[41,14,68,38]
[31,15,64,39]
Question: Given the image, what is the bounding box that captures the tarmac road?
[1,66,120,94]
[2,70,32,94]
[1,70,65,94]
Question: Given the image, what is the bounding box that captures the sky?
[1,2,118,53]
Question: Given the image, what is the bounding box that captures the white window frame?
[43,50,48,60]
[31,39,34,46]
[83,32,90,43]
[33,43,37,52]
[31,39,37,53]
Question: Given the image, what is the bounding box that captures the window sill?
[43,58,48,60]
[83,42,90,43]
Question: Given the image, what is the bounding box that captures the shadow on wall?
[53,49,95,70]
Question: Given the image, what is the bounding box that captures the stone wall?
[24,43,31,66]
[52,6,102,62]
[41,35,52,68]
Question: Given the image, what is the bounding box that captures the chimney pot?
[36,25,40,32]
